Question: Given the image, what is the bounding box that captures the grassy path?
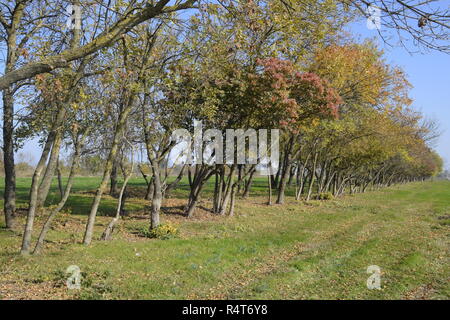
[0,180,449,299]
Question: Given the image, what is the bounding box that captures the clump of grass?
[53,269,113,299]
[77,270,113,300]
[139,223,178,240]
[314,192,334,200]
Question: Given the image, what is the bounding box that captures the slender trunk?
[337,176,350,196]
[37,129,63,208]
[185,185,201,218]
[276,137,294,204]
[57,158,64,199]
[110,159,120,196]
[273,150,283,189]
[237,165,242,194]
[119,186,128,216]
[317,160,327,194]
[224,165,255,215]
[287,165,296,186]
[295,154,311,200]
[185,175,206,218]
[21,130,57,254]
[324,170,336,193]
[213,170,219,213]
[184,165,215,217]
[214,166,224,214]
[242,167,256,198]
[33,132,86,254]
[164,165,185,197]
[332,173,338,196]
[229,184,237,216]
[83,97,133,245]
[306,152,319,201]
[276,162,291,204]
[102,152,134,240]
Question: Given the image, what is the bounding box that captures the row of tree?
[0,0,446,255]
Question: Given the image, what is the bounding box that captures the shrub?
[316,192,334,200]
[140,223,178,240]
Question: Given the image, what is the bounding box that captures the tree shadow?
[161,205,186,217]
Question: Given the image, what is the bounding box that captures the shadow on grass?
[161,205,187,217]
[0,176,302,218]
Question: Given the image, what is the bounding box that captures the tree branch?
[0,0,197,90]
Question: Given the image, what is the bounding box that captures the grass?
[0,177,449,299]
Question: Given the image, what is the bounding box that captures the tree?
[0,0,56,228]
[0,0,198,90]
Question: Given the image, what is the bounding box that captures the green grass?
[0,176,283,217]
[0,178,449,299]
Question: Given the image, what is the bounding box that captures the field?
[0,177,449,300]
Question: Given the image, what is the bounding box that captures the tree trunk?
[1,2,25,228]
[57,158,64,199]
[184,165,214,217]
[102,150,134,240]
[287,165,296,186]
[276,136,295,204]
[33,132,87,254]
[306,152,319,201]
[2,90,16,229]
[83,96,133,245]
[242,167,256,198]
[324,170,336,193]
[213,166,224,214]
[276,162,291,204]
[219,165,236,215]
[237,165,242,194]
[110,159,120,196]
[37,129,63,208]
[21,130,57,254]
[229,184,237,216]
[213,170,220,213]
[317,160,327,194]
[295,153,311,200]
[145,175,154,201]
[150,170,162,230]
[164,165,185,197]
[185,183,201,218]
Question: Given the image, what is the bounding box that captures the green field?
[0,178,449,299]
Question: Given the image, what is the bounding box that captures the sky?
[349,19,450,170]
[2,9,450,170]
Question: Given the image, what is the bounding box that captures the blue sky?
[350,19,450,169]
